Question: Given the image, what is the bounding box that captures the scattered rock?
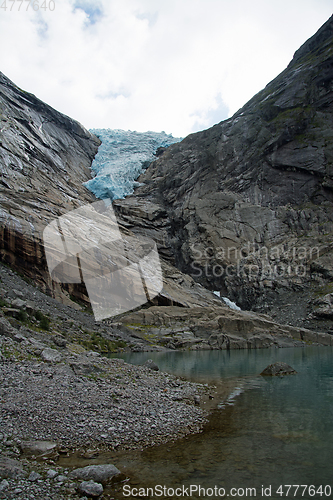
[28,471,42,482]
[47,469,58,479]
[78,480,104,498]
[0,317,18,337]
[0,479,9,492]
[53,336,67,348]
[14,332,27,343]
[194,395,201,405]
[56,474,68,482]
[260,362,297,376]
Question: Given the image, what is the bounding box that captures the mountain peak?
[291,14,333,65]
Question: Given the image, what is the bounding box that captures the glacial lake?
[64,346,333,499]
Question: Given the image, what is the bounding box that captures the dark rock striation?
[114,15,333,330]
[0,72,100,303]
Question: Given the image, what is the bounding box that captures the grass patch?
[125,322,155,331]
[79,331,127,353]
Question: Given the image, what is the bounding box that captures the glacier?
[84,129,182,201]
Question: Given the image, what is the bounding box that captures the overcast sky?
[0,0,332,137]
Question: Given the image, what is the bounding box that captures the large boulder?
[260,362,297,376]
[68,464,121,484]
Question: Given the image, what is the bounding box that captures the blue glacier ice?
[84,129,182,201]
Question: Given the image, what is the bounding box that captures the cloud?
[0,0,332,136]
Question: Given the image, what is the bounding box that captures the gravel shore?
[0,263,211,499]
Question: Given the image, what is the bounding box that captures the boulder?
[0,317,18,337]
[0,479,9,492]
[20,440,58,456]
[260,362,297,376]
[143,359,159,371]
[0,457,27,479]
[68,464,121,484]
[78,480,104,498]
[41,348,62,363]
[10,298,26,309]
[28,471,42,482]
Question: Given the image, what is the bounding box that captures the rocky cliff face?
[0,72,223,312]
[1,17,333,345]
[0,72,100,302]
[114,15,333,330]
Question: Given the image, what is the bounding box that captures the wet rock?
[20,440,58,456]
[68,464,121,484]
[78,480,104,497]
[194,395,200,405]
[260,362,297,376]
[143,359,159,371]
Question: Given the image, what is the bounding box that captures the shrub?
[17,310,27,323]
[40,316,50,331]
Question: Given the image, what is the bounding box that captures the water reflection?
[66,347,333,499]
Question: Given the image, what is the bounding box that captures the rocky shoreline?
[0,259,331,499]
[0,262,213,499]
[0,353,209,499]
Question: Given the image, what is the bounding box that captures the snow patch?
[222,297,241,311]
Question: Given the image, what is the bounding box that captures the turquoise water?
[108,347,333,499]
[63,347,333,499]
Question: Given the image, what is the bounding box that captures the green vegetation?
[0,297,8,307]
[125,322,155,331]
[17,310,28,323]
[79,331,127,353]
[33,310,50,330]
[313,281,333,296]
[39,316,50,331]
